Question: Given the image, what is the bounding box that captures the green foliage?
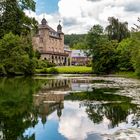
[48,67,59,74]
[18,0,36,11]
[35,50,41,59]
[0,0,38,76]
[47,62,56,68]
[93,40,117,74]
[0,0,38,38]
[130,37,140,76]
[72,42,87,50]
[64,19,140,76]
[36,59,56,69]
[86,25,103,51]
[117,38,134,71]
[132,54,140,77]
[23,57,37,75]
[36,60,48,69]
[65,88,130,101]
[85,25,117,74]
[106,17,130,42]
[36,68,48,74]
[0,77,45,139]
[0,32,36,75]
[64,34,86,48]
[114,31,140,77]
[0,64,6,76]
[85,24,103,56]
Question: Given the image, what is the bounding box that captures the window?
[40,37,43,43]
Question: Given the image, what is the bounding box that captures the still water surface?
[0,75,140,140]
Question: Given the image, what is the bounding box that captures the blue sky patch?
[35,0,59,14]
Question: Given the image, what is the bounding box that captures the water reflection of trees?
[85,102,137,128]
[65,88,140,128]
[0,77,44,140]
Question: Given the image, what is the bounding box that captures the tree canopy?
[0,0,37,38]
[0,0,39,76]
[85,25,117,74]
[106,17,130,42]
[73,17,140,76]
[64,34,86,48]
[0,32,37,75]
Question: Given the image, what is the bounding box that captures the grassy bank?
[36,66,92,74]
[36,67,140,79]
[115,71,139,79]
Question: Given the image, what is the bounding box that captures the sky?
[25,0,140,34]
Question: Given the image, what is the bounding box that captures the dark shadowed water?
[0,75,140,140]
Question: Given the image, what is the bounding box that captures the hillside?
[64,34,86,48]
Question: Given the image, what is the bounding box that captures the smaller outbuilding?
[71,50,91,66]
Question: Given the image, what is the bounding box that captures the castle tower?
[57,21,64,53]
[41,18,47,25]
[57,21,62,33]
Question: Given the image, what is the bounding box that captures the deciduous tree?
[86,25,117,74]
[106,17,130,42]
[0,0,37,38]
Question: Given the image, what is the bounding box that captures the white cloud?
[25,0,140,34]
[25,10,60,32]
[57,101,140,140]
[58,101,111,140]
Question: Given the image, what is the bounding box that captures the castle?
[32,18,70,65]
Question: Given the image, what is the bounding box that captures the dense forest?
[64,34,86,48]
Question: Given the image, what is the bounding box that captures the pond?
[0,75,140,140]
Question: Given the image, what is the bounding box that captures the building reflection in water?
[33,79,71,124]
[33,78,93,124]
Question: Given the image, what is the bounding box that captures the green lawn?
[36,66,92,74]
[55,66,92,74]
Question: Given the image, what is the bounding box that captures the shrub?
[48,67,58,74]
[47,62,56,68]
[0,64,6,76]
[36,60,48,69]
[36,60,56,69]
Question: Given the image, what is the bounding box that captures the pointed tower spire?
[57,20,62,33]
